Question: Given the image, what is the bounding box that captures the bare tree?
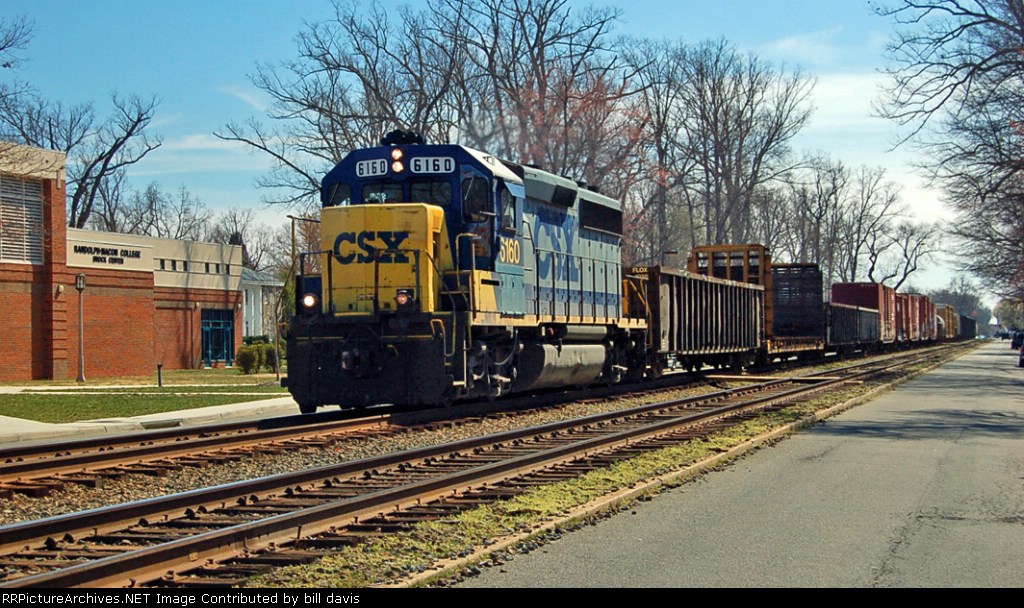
[620,38,698,264]
[993,297,1024,328]
[109,182,212,241]
[216,0,466,210]
[0,15,33,112]
[206,207,277,271]
[675,39,813,245]
[838,166,905,282]
[864,220,942,288]
[877,0,1024,141]
[930,274,991,322]
[0,93,162,228]
[219,0,646,210]
[877,0,1024,293]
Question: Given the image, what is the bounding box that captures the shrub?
[235,345,260,374]
[263,345,278,372]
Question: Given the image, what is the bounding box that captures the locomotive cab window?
[461,167,492,221]
[325,183,351,207]
[411,179,453,207]
[497,181,516,233]
[362,183,402,204]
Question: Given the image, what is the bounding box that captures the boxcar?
[912,294,937,341]
[897,293,921,343]
[936,304,960,340]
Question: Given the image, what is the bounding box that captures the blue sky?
[3,0,966,295]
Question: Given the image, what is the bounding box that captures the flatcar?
[687,244,826,363]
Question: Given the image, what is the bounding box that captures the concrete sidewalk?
[0,395,300,447]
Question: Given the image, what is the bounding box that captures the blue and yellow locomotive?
[284,131,648,412]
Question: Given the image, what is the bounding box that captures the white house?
[240,267,283,338]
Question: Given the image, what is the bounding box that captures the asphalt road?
[456,340,1024,588]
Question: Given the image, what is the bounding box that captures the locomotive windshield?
[324,177,456,207]
[411,179,453,206]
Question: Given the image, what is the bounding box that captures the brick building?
[0,143,245,382]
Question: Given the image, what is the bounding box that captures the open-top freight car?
[831,282,897,346]
[959,313,977,339]
[825,303,881,354]
[627,265,764,374]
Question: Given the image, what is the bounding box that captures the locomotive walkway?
[455,339,1024,588]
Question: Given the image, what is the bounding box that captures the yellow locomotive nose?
[320,203,450,315]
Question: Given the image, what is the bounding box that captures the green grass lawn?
[0,367,292,423]
[0,392,290,424]
[0,366,288,388]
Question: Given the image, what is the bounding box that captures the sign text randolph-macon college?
[73,244,143,266]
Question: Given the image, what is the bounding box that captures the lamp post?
[284,215,321,382]
[75,273,86,383]
[286,214,322,278]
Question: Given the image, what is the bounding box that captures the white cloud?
[761,28,844,66]
[221,86,270,114]
[161,133,249,153]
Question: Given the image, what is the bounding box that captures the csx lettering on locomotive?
[332,230,411,264]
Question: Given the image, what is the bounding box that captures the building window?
[171,260,177,271]
[205,262,210,273]
[0,175,44,264]
[183,261,189,272]
[160,259,166,270]
[201,309,235,365]
[215,263,220,273]
[226,264,231,275]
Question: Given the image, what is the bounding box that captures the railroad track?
[0,344,963,498]
[0,352,823,497]
[0,345,966,588]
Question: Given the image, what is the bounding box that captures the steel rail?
[1,357,919,589]
[0,345,968,587]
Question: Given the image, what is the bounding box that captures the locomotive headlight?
[301,293,319,311]
[391,148,405,173]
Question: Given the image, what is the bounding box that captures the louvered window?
[0,175,44,264]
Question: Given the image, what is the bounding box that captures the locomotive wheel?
[298,401,318,414]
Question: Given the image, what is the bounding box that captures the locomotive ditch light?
[301,293,319,313]
[395,289,415,311]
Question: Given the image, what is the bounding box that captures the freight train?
[282,131,976,413]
